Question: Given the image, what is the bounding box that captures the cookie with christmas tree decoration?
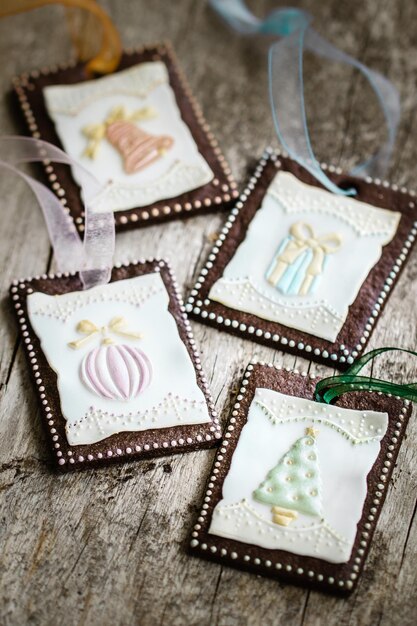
[189,361,412,594]
[187,150,417,369]
[13,42,237,232]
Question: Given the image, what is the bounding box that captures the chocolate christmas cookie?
[10,259,221,470]
[13,42,237,232]
[189,361,411,594]
[186,149,417,369]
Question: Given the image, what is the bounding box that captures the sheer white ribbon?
[0,136,115,289]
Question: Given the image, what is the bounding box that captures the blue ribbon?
[209,0,400,196]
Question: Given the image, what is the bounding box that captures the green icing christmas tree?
[253,427,322,526]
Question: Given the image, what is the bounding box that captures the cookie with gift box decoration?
[189,361,412,594]
[10,259,221,470]
[13,42,237,232]
[187,149,417,368]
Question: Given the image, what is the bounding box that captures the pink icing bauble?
[80,344,152,400]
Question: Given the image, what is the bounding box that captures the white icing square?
[27,273,211,445]
[209,388,388,564]
[209,171,400,342]
[42,62,214,212]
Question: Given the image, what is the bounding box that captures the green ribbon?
[315,348,417,404]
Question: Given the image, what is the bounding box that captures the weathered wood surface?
[0,1,416,624]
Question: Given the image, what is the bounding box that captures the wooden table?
[1,1,416,624]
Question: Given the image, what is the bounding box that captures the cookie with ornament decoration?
[11,259,221,471]
[189,361,412,594]
[13,42,238,233]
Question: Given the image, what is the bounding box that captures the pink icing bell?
[106,121,174,174]
[80,344,152,400]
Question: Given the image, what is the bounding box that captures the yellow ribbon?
[82,105,157,159]
[0,0,122,75]
[68,316,143,349]
[269,221,342,295]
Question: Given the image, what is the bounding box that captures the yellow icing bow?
[82,105,157,159]
[268,221,342,296]
[68,317,143,349]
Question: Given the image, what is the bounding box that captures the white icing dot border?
[12,41,238,234]
[186,148,417,367]
[10,258,221,469]
[189,360,411,593]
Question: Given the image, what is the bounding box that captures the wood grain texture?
[0,1,416,624]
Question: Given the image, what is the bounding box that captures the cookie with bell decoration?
[13,42,238,233]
